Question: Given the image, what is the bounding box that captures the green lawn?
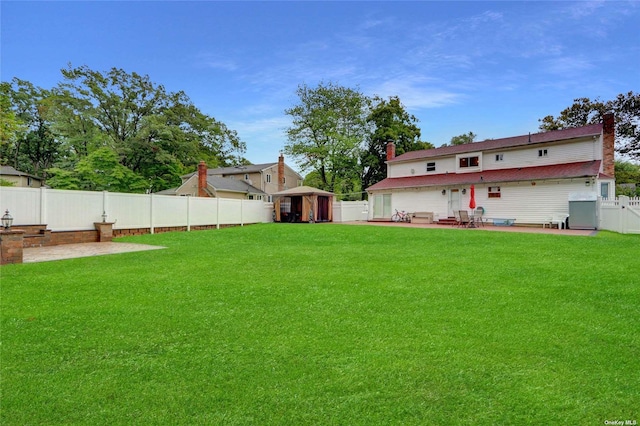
[1,224,638,425]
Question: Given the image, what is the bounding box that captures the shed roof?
[272,185,334,197]
[367,160,602,191]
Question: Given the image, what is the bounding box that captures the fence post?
[240,199,244,227]
[150,193,155,234]
[216,197,220,229]
[187,195,191,232]
[40,187,47,225]
[620,195,629,234]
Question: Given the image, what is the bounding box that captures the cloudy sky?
[2,1,638,170]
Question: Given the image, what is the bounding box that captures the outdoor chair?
[458,210,471,228]
[474,207,485,227]
[545,213,569,229]
[453,210,461,227]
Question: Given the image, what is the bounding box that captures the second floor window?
[538,149,548,157]
[266,174,272,183]
[459,156,479,168]
[426,162,436,172]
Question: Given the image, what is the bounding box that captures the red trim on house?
[367,160,602,191]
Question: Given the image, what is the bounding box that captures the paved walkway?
[23,242,166,263]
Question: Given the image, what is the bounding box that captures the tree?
[614,160,640,196]
[539,91,640,161]
[284,82,370,193]
[361,96,432,192]
[448,131,477,146]
[1,79,62,176]
[47,147,147,192]
[55,65,247,191]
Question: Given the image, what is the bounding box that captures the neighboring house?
[177,154,303,200]
[166,161,267,200]
[366,113,616,226]
[0,166,44,188]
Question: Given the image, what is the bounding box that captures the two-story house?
[366,113,616,226]
[169,154,303,200]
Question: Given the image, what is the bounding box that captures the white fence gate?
[599,196,640,234]
[0,187,273,232]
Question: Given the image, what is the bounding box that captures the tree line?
[1,65,247,192]
[2,66,638,197]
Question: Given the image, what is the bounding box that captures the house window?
[283,177,286,184]
[266,174,271,183]
[27,177,33,187]
[495,154,503,162]
[459,156,479,168]
[426,162,436,172]
[488,186,501,198]
[244,174,249,180]
[600,182,609,199]
[538,149,548,157]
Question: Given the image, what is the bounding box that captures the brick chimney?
[278,153,285,191]
[386,141,396,161]
[198,160,208,197]
[602,113,615,178]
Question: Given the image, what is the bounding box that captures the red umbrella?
[469,185,476,209]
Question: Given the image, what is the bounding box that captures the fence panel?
[47,189,104,231]
[333,201,368,222]
[0,187,41,224]
[108,192,152,229]
[189,197,217,226]
[152,195,189,228]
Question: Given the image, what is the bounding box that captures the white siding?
[389,157,457,178]
[482,138,600,171]
[388,137,602,178]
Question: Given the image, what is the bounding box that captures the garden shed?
[273,186,334,223]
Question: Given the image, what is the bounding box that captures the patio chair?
[453,210,461,227]
[474,207,485,227]
[546,213,569,229]
[458,210,471,228]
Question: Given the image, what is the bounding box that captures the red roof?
[390,123,603,162]
[367,161,602,191]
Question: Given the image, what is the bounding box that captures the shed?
[272,186,334,223]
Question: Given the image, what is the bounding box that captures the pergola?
[272,186,334,223]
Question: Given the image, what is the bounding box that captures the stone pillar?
[94,222,115,242]
[1,229,25,265]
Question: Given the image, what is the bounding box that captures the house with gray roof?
[0,166,44,188]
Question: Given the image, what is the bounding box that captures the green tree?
[448,131,477,146]
[0,84,26,164]
[56,65,246,191]
[614,160,640,196]
[1,79,61,176]
[47,148,148,192]
[284,82,370,192]
[539,91,640,160]
[361,96,432,193]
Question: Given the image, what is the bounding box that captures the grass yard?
[1,224,638,425]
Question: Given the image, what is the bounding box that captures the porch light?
[462,188,467,195]
[441,189,446,195]
[2,209,13,230]
[102,211,108,222]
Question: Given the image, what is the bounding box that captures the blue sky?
[2,1,638,170]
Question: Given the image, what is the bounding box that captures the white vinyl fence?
[332,200,369,222]
[0,187,273,232]
[599,196,640,234]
